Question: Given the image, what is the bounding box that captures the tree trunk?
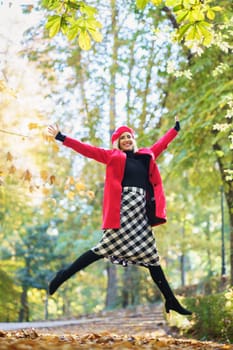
[139,40,156,130]
[126,39,136,125]
[121,266,132,308]
[213,143,233,285]
[105,0,120,309]
[44,291,49,320]
[227,197,233,285]
[105,262,118,309]
[205,216,213,277]
[109,0,118,137]
[121,280,129,307]
[18,285,29,322]
[180,225,185,287]
[180,254,185,287]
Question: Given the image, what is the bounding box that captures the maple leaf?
[28,123,39,130]
[21,169,32,182]
[50,175,56,185]
[40,170,49,181]
[6,152,13,161]
[8,165,16,174]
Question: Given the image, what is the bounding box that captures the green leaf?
[183,0,196,6]
[86,18,102,30]
[80,4,97,17]
[173,5,183,12]
[67,1,80,10]
[176,9,189,23]
[67,24,80,41]
[88,28,103,43]
[207,9,215,20]
[165,0,181,6]
[42,0,60,10]
[197,21,213,46]
[45,15,62,38]
[177,23,192,41]
[188,8,205,21]
[136,0,149,10]
[185,24,202,41]
[78,30,91,50]
[150,0,163,5]
[211,6,222,12]
[215,150,224,158]
[76,16,87,29]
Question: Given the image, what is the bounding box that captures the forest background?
[0,0,232,342]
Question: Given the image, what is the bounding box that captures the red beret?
[111,126,135,144]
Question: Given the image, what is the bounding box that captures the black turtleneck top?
[121,151,150,190]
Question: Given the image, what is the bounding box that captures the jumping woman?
[47,118,192,316]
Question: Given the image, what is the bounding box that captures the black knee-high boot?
[148,265,192,315]
[49,250,103,295]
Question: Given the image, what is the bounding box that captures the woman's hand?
[47,124,60,138]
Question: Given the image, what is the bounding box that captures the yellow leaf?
[87,190,95,199]
[28,123,39,130]
[6,152,13,161]
[88,28,103,43]
[150,0,162,5]
[186,25,202,41]
[52,143,59,152]
[0,80,6,92]
[64,184,70,190]
[212,6,222,12]
[78,30,91,50]
[67,191,75,200]
[43,133,54,142]
[22,169,32,182]
[48,198,57,206]
[42,187,51,196]
[193,8,205,21]
[66,176,75,185]
[0,79,16,97]
[29,185,34,193]
[8,165,16,174]
[50,175,56,185]
[46,15,61,38]
[136,0,149,10]
[75,182,86,191]
[207,9,215,20]
[40,170,48,181]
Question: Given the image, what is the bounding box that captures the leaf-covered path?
[0,304,232,349]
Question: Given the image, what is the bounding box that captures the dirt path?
[0,304,232,349]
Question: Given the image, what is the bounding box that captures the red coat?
[63,128,178,229]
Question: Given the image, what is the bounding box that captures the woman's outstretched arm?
[47,124,111,164]
[150,117,180,159]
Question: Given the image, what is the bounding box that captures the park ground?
[0,304,232,350]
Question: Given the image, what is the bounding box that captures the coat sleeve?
[63,136,112,164]
[150,128,178,160]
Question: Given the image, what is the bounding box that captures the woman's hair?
[112,137,138,152]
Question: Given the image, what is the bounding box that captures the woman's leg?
[148,265,192,315]
[49,250,103,295]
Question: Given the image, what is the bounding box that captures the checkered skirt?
[92,186,160,267]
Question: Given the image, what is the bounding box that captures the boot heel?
[165,299,192,316]
[165,302,170,314]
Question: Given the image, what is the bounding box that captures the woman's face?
[119,132,134,151]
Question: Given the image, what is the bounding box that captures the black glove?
[55,131,66,142]
[174,121,180,131]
